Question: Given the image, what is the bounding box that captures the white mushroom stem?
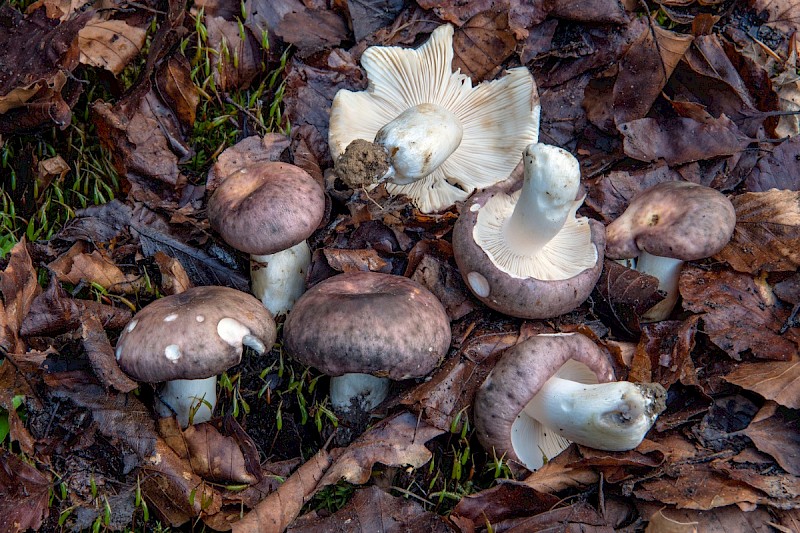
[634,252,684,322]
[329,373,390,415]
[522,376,664,452]
[504,143,581,254]
[251,241,312,317]
[374,103,463,185]
[156,376,217,428]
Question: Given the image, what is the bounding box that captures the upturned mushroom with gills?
[604,181,736,322]
[473,333,667,472]
[329,24,540,213]
[207,162,325,316]
[115,286,277,428]
[453,143,605,319]
[283,271,451,419]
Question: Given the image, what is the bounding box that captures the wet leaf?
[78,18,147,74]
[0,450,51,532]
[289,485,452,532]
[724,356,800,409]
[679,267,799,360]
[715,190,800,274]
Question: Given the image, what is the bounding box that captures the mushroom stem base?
[330,373,390,416]
[251,241,312,317]
[635,253,684,322]
[156,376,217,428]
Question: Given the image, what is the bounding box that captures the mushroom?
[605,181,736,322]
[474,333,667,471]
[115,286,277,427]
[283,271,451,417]
[329,24,540,213]
[452,143,604,319]
[207,162,325,316]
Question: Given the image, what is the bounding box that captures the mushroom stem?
[329,373,390,415]
[504,144,581,254]
[156,376,217,428]
[634,252,684,322]
[251,241,312,317]
[522,376,666,451]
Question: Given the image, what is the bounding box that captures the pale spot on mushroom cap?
[126,319,138,332]
[196,315,205,322]
[164,313,178,322]
[470,203,481,212]
[467,271,490,297]
[217,317,251,347]
[115,346,122,360]
[165,344,182,362]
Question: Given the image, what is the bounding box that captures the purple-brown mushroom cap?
[283,271,451,380]
[605,181,736,261]
[207,162,325,255]
[116,286,277,382]
[452,188,605,319]
[473,333,616,469]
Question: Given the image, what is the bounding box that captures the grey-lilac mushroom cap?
[474,333,616,470]
[116,286,277,382]
[207,162,325,256]
[605,181,736,261]
[283,271,451,379]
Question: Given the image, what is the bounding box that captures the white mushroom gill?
[250,240,312,317]
[329,24,539,213]
[473,144,597,280]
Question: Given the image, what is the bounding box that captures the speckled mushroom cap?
[605,181,736,261]
[473,333,616,469]
[283,271,451,380]
[452,188,605,319]
[207,162,325,256]
[116,286,277,382]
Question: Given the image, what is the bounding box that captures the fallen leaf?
[451,10,516,82]
[0,450,51,532]
[630,318,699,389]
[523,445,599,494]
[724,356,800,409]
[345,0,405,42]
[409,252,476,321]
[0,240,41,355]
[593,260,664,336]
[415,0,499,26]
[323,248,390,273]
[155,54,199,127]
[679,267,799,361]
[206,134,290,192]
[288,485,452,532]
[78,18,147,74]
[640,503,776,533]
[205,15,262,92]
[319,411,444,487]
[491,500,619,531]
[47,241,144,293]
[274,8,348,58]
[81,314,139,393]
[153,251,193,295]
[715,190,800,274]
[585,164,681,223]
[451,481,560,528]
[753,0,800,35]
[743,403,800,476]
[746,137,800,192]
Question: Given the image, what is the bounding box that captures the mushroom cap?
[473,333,616,469]
[605,181,736,261]
[452,188,605,319]
[207,162,325,256]
[116,286,277,382]
[283,271,451,380]
[329,24,540,213]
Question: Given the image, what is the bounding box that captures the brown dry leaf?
[742,403,800,476]
[645,508,699,533]
[721,466,800,504]
[274,8,348,58]
[753,0,800,35]
[409,252,476,321]
[585,164,681,223]
[724,356,800,409]
[715,190,800,274]
[319,411,444,487]
[452,10,516,82]
[613,23,693,125]
[81,314,138,393]
[232,448,332,533]
[37,154,69,183]
[640,503,776,533]
[288,485,451,532]
[0,450,51,532]
[492,500,619,531]
[206,134,290,192]
[619,115,752,165]
[679,266,799,361]
[160,418,260,484]
[345,0,406,42]
[630,318,699,389]
[522,445,599,494]
[450,482,560,529]
[153,251,193,295]
[205,15,262,92]
[78,18,146,74]
[48,241,144,293]
[593,260,664,335]
[746,137,800,192]
[0,240,41,355]
[156,54,199,127]
[323,248,390,273]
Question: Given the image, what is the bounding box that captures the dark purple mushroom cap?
[283,271,451,379]
[207,162,325,256]
[452,188,605,319]
[473,333,616,469]
[605,181,736,261]
[116,286,277,382]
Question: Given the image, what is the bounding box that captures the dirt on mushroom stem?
[334,138,391,189]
